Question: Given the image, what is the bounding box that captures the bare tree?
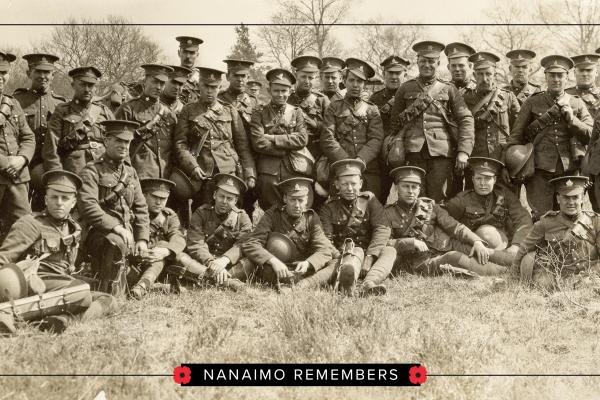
[258,11,314,68]
[35,15,163,91]
[537,0,600,55]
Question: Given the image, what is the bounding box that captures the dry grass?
[2,273,600,400]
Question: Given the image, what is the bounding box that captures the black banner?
[173,363,427,386]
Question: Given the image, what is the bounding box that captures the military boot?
[337,263,357,295]
[489,249,516,267]
[81,294,118,322]
[457,255,507,276]
[359,280,387,296]
[129,278,151,300]
[218,278,246,292]
[38,314,78,334]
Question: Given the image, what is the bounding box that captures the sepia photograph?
[0,0,599,398]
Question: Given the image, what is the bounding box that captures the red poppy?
[173,365,191,385]
[408,365,427,385]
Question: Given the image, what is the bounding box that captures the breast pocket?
[465,206,485,220]
[191,117,212,139]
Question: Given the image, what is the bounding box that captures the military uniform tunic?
[503,81,542,107]
[369,87,396,136]
[287,89,329,158]
[115,96,178,179]
[566,85,600,120]
[217,89,258,129]
[186,204,253,265]
[43,99,114,174]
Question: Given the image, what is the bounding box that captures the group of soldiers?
[2,35,600,336]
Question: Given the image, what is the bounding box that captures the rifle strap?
[471,88,498,117]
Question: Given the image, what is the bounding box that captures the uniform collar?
[160,93,177,105]
[142,95,159,104]
[30,87,48,95]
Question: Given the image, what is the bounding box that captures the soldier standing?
[388,41,475,203]
[13,53,65,211]
[0,52,35,232]
[0,170,117,335]
[506,55,593,220]
[565,55,600,120]
[503,50,542,106]
[174,67,256,207]
[240,177,333,291]
[160,65,193,115]
[317,159,396,295]
[43,66,114,175]
[319,57,346,102]
[385,166,507,276]
[246,80,262,99]
[370,55,410,202]
[321,58,384,199]
[445,42,477,93]
[115,64,178,179]
[183,173,253,291]
[250,68,310,210]
[78,120,150,297]
[176,36,203,104]
[514,176,600,290]
[128,178,185,300]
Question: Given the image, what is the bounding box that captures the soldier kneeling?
[513,176,600,290]
[170,173,253,291]
[240,177,333,292]
[0,170,117,335]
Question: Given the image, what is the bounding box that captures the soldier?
[78,120,150,297]
[0,51,35,232]
[246,80,262,99]
[462,51,520,190]
[0,170,117,335]
[506,55,593,220]
[513,175,600,290]
[218,59,258,129]
[385,166,507,276]
[43,66,114,175]
[317,159,396,295]
[240,177,333,291]
[13,53,66,210]
[128,178,185,300]
[321,58,384,199]
[566,54,600,121]
[445,42,477,94]
[444,157,532,257]
[370,55,410,202]
[115,64,178,179]
[250,68,309,210]
[174,66,256,207]
[388,41,475,203]
[183,173,253,291]
[586,119,600,212]
[320,57,346,102]
[504,50,542,106]
[176,36,203,104]
[160,65,193,115]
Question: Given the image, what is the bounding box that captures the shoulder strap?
[471,88,498,116]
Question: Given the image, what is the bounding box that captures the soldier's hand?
[360,255,374,279]
[113,225,134,250]
[414,239,429,252]
[5,156,26,178]
[214,268,230,285]
[134,240,148,257]
[269,257,292,279]
[246,176,256,189]
[561,105,574,124]
[264,134,276,142]
[470,240,490,265]
[500,168,511,185]
[455,152,469,171]
[209,257,230,274]
[191,167,205,181]
[149,246,170,261]
[294,260,310,275]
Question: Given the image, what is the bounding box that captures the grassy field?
[1,272,600,400]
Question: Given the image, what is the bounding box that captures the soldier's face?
[417,56,439,79]
[447,57,471,83]
[164,79,183,99]
[396,181,421,204]
[199,82,220,104]
[283,194,308,218]
[71,79,97,102]
[574,66,597,87]
[144,192,168,215]
[472,173,496,196]
[557,192,583,216]
[104,136,131,161]
[178,48,199,68]
[29,68,53,91]
[0,71,8,92]
[247,85,260,97]
[321,71,342,93]
[296,71,317,92]
[228,72,249,93]
[213,188,238,214]
[269,83,291,105]
[545,71,568,94]
[384,70,404,89]
[474,67,496,91]
[335,175,362,200]
[45,188,77,220]
[509,63,530,84]
[144,76,166,98]
[345,72,365,98]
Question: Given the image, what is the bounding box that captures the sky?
[0,0,494,69]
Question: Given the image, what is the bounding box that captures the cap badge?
[427,45,433,51]
[40,56,47,63]
[187,39,192,45]
[226,178,234,186]
[293,184,301,190]
[565,179,573,187]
